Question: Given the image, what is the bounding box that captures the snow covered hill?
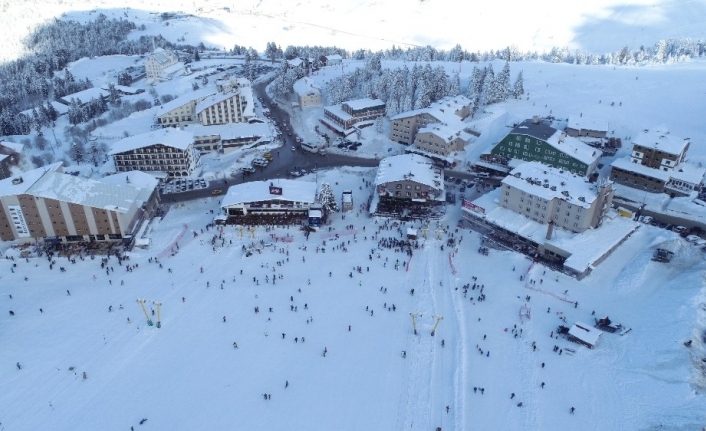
[2,0,706,62]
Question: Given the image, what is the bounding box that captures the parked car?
[685,234,701,244]
[211,189,223,195]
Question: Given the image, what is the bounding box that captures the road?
[161,78,498,204]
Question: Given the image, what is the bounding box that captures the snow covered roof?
[511,119,556,141]
[147,49,177,65]
[568,322,602,347]
[611,158,670,182]
[633,129,689,156]
[155,88,217,116]
[344,98,385,111]
[293,78,320,96]
[26,171,142,213]
[670,163,706,185]
[504,162,599,208]
[162,62,185,76]
[0,162,63,197]
[375,154,443,189]
[325,54,342,61]
[567,115,608,133]
[190,123,272,140]
[100,84,142,95]
[545,130,600,166]
[19,101,69,117]
[417,123,472,144]
[463,189,639,274]
[288,58,304,67]
[195,92,239,115]
[240,86,255,119]
[221,179,317,207]
[324,105,353,121]
[109,128,193,155]
[0,140,25,154]
[59,87,109,104]
[99,171,159,207]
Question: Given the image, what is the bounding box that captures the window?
[405,185,412,190]
[396,184,402,189]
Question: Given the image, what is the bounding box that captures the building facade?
[110,129,198,178]
[321,98,385,133]
[374,154,444,202]
[155,89,216,128]
[412,124,470,157]
[0,164,157,243]
[498,162,614,233]
[196,92,249,126]
[491,118,601,177]
[145,50,179,79]
[565,115,608,139]
[609,130,703,197]
[390,95,472,145]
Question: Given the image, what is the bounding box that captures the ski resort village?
[1,3,706,431]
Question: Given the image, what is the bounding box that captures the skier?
[233,342,239,349]
[570,407,575,414]
[16,362,21,370]
[511,393,515,399]
[82,371,87,380]
[441,339,445,347]
[285,380,289,388]
[223,316,227,323]
[446,405,449,414]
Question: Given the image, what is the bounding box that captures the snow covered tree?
[447,72,461,97]
[480,64,495,104]
[512,71,524,99]
[194,50,200,62]
[71,142,84,164]
[375,116,384,134]
[317,182,338,215]
[489,61,511,102]
[107,83,120,105]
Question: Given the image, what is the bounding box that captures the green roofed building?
[491,117,601,177]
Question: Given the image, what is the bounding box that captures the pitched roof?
[195,92,240,115]
[374,153,444,189]
[154,88,217,116]
[344,98,385,111]
[109,128,193,155]
[221,179,317,207]
[633,129,689,156]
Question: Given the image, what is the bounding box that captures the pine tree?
[480,64,495,104]
[512,71,524,99]
[194,50,200,62]
[447,72,461,96]
[317,182,338,215]
[71,142,84,164]
[491,61,511,102]
[46,101,58,123]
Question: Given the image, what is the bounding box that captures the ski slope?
[2,167,706,430]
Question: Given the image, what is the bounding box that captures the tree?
[45,101,58,123]
[194,50,200,62]
[107,83,120,105]
[71,142,84,164]
[512,71,524,99]
[490,61,511,102]
[375,116,384,134]
[447,72,461,97]
[480,64,495,104]
[117,71,132,86]
[317,182,339,215]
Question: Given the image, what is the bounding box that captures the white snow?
[221,179,317,208]
[108,128,194,155]
[2,167,706,431]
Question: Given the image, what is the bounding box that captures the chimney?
[559,132,566,142]
[532,115,540,124]
[546,220,554,240]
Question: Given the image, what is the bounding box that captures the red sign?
[269,186,283,195]
[462,199,485,214]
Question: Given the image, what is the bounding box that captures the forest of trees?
[0,9,703,139]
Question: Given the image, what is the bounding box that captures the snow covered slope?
[2,168,706,430]
[2,0,706,62]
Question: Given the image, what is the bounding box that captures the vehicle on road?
[291,146,296,151]
[211,189,223,195]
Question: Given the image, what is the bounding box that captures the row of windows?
[395,184,423,190]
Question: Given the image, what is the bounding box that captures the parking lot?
[159,178,209,195]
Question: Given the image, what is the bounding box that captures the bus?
[301,142,319,153]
